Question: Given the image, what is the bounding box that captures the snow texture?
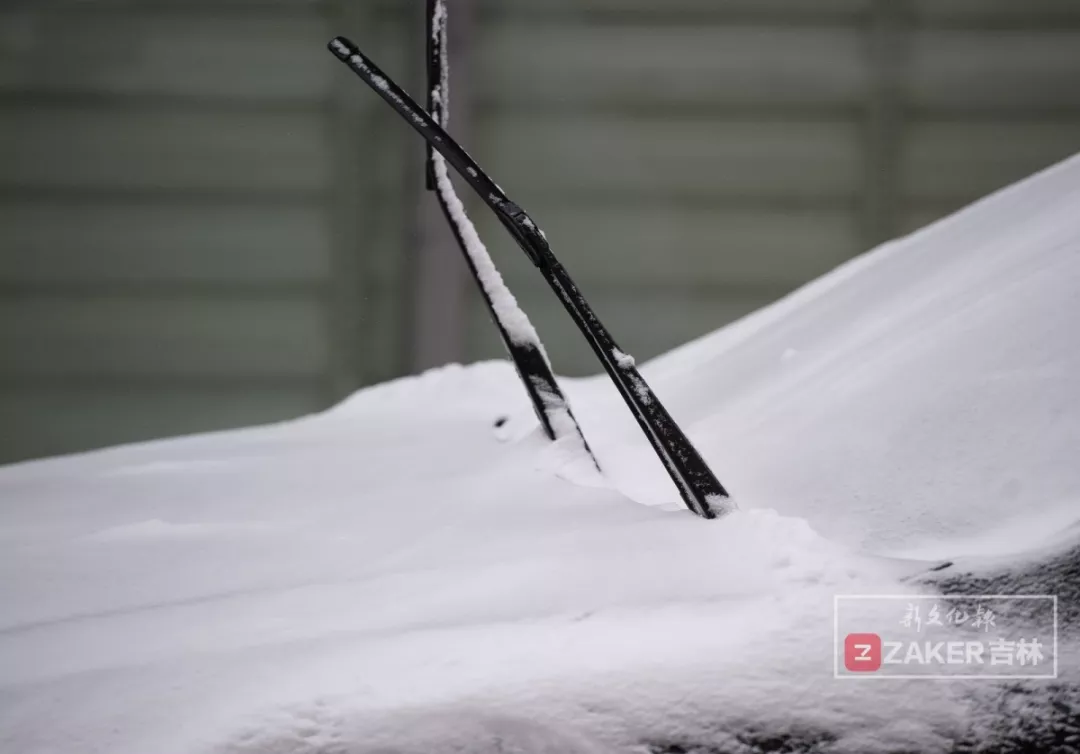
[431,0,446,46]
[2,154,1080,752]
[612,348,636,369]
[430,0,448,119]
[343,49,426,131]
[427,97,543,350]
[425,5,581,453]
[430,158,547,353]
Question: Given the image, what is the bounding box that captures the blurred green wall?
[2,0,1079,463]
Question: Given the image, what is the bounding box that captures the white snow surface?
[2,154,1080,752]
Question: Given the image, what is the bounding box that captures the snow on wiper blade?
[420,0,597,465]
[328,35,734,520]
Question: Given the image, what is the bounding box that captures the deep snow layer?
[1,154,1079,753]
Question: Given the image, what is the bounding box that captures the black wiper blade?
[420,0,596,463]
[328,35,734,519]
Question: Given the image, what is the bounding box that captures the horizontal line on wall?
[0,91,333,115]
[910,18,1080,32]
[476,102,866,120]
[473,7,1080,31]
[0,374,329,391]
[476,10,869,28]
[479,102,1080,121]
[0,282,331,300]
[0,187,329,206]
[477,195,862,212]
[496,278,800,298]
[905,109,1080,123]
[3,1,331,19]
[1,1,413,21]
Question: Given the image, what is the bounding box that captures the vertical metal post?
[408,0,475,371]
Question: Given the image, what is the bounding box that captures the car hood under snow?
[2,155,1079,753]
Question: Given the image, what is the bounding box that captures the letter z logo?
[844,632,882,672]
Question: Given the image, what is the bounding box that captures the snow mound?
[566,153,1080,556]
[1,154,1078,753]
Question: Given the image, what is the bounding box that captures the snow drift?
[1,154,1079,753]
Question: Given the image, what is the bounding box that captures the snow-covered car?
[2,144,1078,751]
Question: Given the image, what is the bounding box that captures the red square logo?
[844,632,882,672]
